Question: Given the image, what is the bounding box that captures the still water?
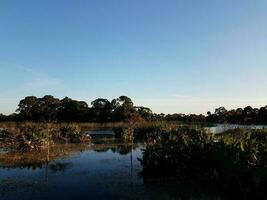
[0,139,223,200]
[206,124,267,134]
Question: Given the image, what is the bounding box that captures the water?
[0,138,223,200]
[205,124,267,134]
[84,130,115,139]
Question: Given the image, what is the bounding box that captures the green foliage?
[59,124,91,143]
[114,127,134,142]
[140,127,214,177]
[139,128,267,197]
[207,105,267,124]
[11,95,155,123]
[2,95,267,125]
[15,124,52,152]
[1,123,91,152]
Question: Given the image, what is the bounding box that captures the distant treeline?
[164,106,267,125]
[0,95,156,122]
[0,95,267,124]
[206,106,267,125]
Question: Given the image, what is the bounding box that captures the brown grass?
[0,143,89,167]
[0,121,179,131]
[0,142,136,168]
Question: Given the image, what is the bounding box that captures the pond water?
[0,137,224,200]
[205,124,267,134]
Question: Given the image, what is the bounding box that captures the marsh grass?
[0,142,136,168]
[0,121,178,130]
[0,121,178,151]
[0,122,92,152]
[0,143,89,168]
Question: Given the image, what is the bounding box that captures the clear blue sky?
[0,0,267,114]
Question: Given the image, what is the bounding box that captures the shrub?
[139,128,267,198]
[15,124,52,152]
[59,124,91,143]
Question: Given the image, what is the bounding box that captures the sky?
[0,0,267,115]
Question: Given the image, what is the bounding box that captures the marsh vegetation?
[0,123,91,152]
[1,95,267,126]
[1,122,267,199]
[139,127,267,199]
[1,96,267,199]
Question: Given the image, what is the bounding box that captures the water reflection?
[206,123,267,134]
[49,162,72,173]
[0,144,89,169]
[0,136,225,200]
[0,178,46,199]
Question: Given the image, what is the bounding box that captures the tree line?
[163,106,267,125]
[206,106,267,125]
[0,95,155,122]
[0,95,266,124]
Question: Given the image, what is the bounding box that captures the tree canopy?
[3,95,154,122]
[0,95,266,124]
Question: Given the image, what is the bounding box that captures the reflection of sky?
[206,124,267,134]
[1,0,267,114]
[0,143,223,199]
[0,145,143,199]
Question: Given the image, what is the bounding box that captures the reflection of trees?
[0,144,88,169]
[0,178,45,198]
[141,178,223,200]
[111,145,132,155]
[90,143,139,155]
[49,162,72,173]
[92,144,133,155]
[93,148,110,153]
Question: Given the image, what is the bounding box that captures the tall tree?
[113,96,134,121]
[91,98,112,122]
[16,96,39,120]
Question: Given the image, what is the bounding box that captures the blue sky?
[0,0,267,114]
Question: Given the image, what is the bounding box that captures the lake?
[0,134,224,200]
[205,124,267,134]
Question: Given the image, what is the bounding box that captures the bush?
[59,124,91,143]
[15,124,52,152]
[0,123,91,152]
[139,127,267,198]
[139,127,214,177]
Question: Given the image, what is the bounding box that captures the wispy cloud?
[22,74,62,91]
[173,94,193,99]
[20,67,63,92]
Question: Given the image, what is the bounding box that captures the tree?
[58,97,89,122]
[0,113,7,121]
[113,96,134,121]
[17,96,39,120]
[38,95,60,122]
[91,98,112,122]
[134,106,153,120]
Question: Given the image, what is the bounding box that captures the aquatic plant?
[113,121,178,141]
[139,127,267,198]
[15,124,54,152]
[59,124,91,143]
[0,123,91,152]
